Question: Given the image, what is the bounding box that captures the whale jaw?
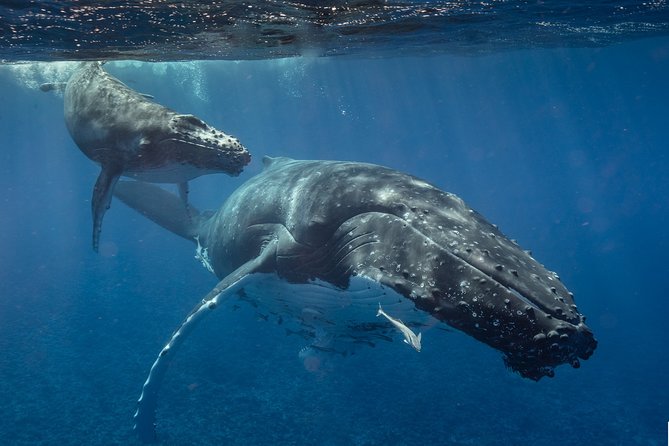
[156,113,251,177]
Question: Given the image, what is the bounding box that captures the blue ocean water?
[1,5,669,445]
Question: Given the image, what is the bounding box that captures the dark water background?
[1,29,669,446]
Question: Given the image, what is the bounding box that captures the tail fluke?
[39,82,67,93]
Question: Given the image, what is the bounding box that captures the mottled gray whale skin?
[115,157,596,442]
[63,62,251,251]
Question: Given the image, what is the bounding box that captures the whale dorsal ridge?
[262,155,294,170]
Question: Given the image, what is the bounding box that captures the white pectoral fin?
[114,180,201,241]
[133,239,278,443]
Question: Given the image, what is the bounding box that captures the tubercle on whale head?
[156,113,252,175]
[283,184,597,381]
[344,212,597,380]
[502,321,597,380]
[364,186,599,379]
[394,248,598,380]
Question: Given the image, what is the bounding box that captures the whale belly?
[235,273,431,348]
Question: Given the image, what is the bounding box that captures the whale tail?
[39,82,67,93]
[376,303,383,317]
[114,180,203,241]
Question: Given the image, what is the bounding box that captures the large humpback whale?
[114,156,597,442]
[57,62,251,251]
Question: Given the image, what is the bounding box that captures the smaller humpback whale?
[51,62,251,251]
[114,157,597,443]
[377,303,422,351]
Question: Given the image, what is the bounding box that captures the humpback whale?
[57,62,251,251]
[114,156,597,442]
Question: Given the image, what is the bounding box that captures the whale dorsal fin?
[262,155,294,170]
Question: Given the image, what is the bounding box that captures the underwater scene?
[0,2,668,445]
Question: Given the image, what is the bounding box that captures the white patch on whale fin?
[194,235,215,274]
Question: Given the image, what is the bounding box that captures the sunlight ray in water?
[4,61,78,90]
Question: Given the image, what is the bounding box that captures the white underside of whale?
[239,272,426,336]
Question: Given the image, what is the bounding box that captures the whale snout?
[426,246,598,380]
[503,319,597,380]
[162,114,251,176]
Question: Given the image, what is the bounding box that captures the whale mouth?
[505,284,542,313]
[457,260,597,380]
[449,239,584,325]
[160,114,251,175]
[309,209,597,381]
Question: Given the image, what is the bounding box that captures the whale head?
[152,113,251,177]
[406,222,596,381]
[332,195,598,381]
[264,160,597,380]
[63,60,252,180]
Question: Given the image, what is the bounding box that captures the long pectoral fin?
[91,163,122,252]
[114,180,200,241]
[133,239,278,443]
